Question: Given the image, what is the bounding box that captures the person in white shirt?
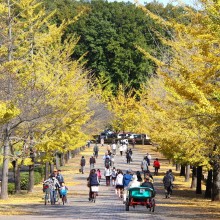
[119,144,123,156]
[115,170,124,198]
[112,143,117,155]
[104,165,112,186]
[128,175,140,188]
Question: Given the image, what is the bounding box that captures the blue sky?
[108,0,196,7]
[139,0,194,6]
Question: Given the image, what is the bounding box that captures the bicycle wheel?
[55,190,59,203]
[44,193,48,205]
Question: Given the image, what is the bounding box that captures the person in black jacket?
[80,156,86,174]
[141,176,156,197]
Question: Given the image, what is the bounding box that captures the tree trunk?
[205,169,212,199]
[185,165,190,182]
[50,163,54,174]
[212,158,220,201]
[64,151,69,164]
[55,153,60,170]
[60,153,65,166]
[1,131,10,199]
[191,166,197,189]
[176,164,180,171]
[14,160,21,194]
[45,162,50,180]
[28,163,34,193]
[196,166,202,194]
[180,165,185,176]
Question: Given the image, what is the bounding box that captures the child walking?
[97,169,102,183]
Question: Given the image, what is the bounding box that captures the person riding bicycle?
[44,174,60,205]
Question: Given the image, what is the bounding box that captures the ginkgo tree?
[104,84,142,134]
[0,0,94,198]
[137,0,220,200]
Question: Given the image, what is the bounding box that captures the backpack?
[163,175,172,187]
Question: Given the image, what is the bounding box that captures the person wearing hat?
[141,176,155,194]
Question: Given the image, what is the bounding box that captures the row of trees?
[0,0,219,202]
[96,0,219,201]
[0,0,111,199]
[128,0,219,201]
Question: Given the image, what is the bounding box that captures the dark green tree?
[43,0,191,93]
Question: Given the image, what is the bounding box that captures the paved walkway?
[1,144,218,220]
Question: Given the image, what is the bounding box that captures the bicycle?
[43,183,50,205]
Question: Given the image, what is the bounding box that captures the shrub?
[34,165,45,178]
[20,172,29,190]
[34,171,42,185]
[8,183,15,194]
[20,171,42,190]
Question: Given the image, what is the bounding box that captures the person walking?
[80,156,86,174]
[153,158,160,175]
[93,144,99,158]
[119,144,123,156]
[111,167,117,186]
[123,170,133,203]
[168,169,175,195]
[112,143,117,155]
[146,153,152,166]
[129,148,133,161]
[44,174,60,205]
[163,171,173,198]
[141,157,148,178]
[56,170,64,199]
[115,170,124,198]
[145,170,154,183]
[88,169,99,202]
[126,150,131,164]
[100,138,104,146]
[97,169,102,183]
[104,165,112,186]
[89,155,96,170]
[136,171,143,183]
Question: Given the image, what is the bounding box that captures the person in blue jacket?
[123,170,133,203]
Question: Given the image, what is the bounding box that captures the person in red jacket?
[153,158,160,176]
